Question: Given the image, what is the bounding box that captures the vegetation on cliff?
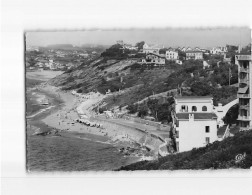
[49,44,238,121]
[118,130,252,170]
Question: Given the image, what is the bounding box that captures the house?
[210,46,227,55]
[172,96,218,152]
[185,47,193,52]
[123,44,138,50]
[79,53,89,58]
[166,49,178,60]
[144,53,165,65]
[194,47,202,51]
[181,47,186,52]
[203,61,210,69]
[186,51,203,60]
[142,43,161,54]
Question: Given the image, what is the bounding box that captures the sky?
[26,27,251,48]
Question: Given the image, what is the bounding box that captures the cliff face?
[49,58,137,92]
[118,131,252,170]
[48,57,173,110]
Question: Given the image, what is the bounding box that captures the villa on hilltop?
[142,43,163,54]
[185,50,203,60]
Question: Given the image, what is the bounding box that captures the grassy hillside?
[48,44,238,118]
[118,130,252,170]
[49,56,174,105]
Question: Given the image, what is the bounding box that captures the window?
[202,106,207,111]
[205,126,210,133]
[192,106,197,112]
[176,131,179,138]
[206,137,210,145]
[181,105,188,112]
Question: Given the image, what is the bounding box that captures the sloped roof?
[185,50,203,53]
[176,112,217,120]
[146,53,166,58]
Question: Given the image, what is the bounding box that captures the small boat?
[40,99,49,105]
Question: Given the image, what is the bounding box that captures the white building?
[236,54,252,130]
[142,53,165,65]
[186,51,203,60]
[166,49,178,60]
[210,47,227,55]
[181,47,186,52]
[173,96,218,152]
[141,53,166,65]
[123,44,138,50]
[142,43,161,54]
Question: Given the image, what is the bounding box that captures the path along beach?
[26,71,160,171]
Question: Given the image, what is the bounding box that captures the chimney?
[189,113,194,121]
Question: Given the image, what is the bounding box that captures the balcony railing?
[240,127,251,131]
[237,115,250,120]
[237,94,250,98]
[240,104,250,110]
[240,67,249,73]
[239,78,249,84]
[236,55,252,61]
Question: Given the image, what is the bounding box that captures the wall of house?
[175,100,214,113]
[176,119,218,152]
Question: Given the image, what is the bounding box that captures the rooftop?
[176,112,217,120]
[175,96,213,100]
[185,51,203,53]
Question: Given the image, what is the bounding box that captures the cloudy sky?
[26,27,251,48]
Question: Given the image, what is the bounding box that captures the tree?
[191,81,212,96]
[135,41,145,50]
[223,104,239,125]
[137,104,148,118]
[147,99,159,120]
[127,104,138,114]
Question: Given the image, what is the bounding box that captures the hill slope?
[49,57,174,108]
[118,131,252,170]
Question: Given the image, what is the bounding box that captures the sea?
[26,79,139,171]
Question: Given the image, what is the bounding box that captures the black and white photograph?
[25,28,252,171]
[1,0,252,194]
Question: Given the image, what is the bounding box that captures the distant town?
[26,40,247,72]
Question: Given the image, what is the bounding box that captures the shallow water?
[27,131,136,171]
[26,81,139,171]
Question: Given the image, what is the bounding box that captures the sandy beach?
[39,84,149,147]
[26,71,165,163]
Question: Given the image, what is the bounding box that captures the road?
[95,115,170,141]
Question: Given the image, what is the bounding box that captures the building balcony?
[237,94,250,98]
[240,126,251,131]
[239,78,249,84]
[237,115,251,121]
[240,104,250,110]
[240,67,249,73]
[236,55,252,61]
